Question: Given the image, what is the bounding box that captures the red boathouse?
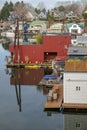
[9,34,71,64]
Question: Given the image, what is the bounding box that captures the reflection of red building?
[9,34,71,63]
[10,68,44,85]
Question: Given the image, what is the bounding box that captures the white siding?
[64,72,87,103]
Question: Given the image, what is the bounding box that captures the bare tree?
[65,3,82,17]
[13,1,28,20]
[80,0,87,9]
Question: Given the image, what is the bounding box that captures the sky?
[0,0,74,9]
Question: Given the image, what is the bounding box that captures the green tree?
[35,33,42,44]
[58,6,65,12]
[47,10,54,27]
[35,8,41,14]
[0,1,13,21]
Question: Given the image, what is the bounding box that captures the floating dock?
[44,84,87,111]
[62,103,87,109]
[6,63,52,69]
[44,84,63,109]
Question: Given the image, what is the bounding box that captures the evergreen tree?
[0,1,13,21]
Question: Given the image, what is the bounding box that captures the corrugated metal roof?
[77,36,87,44]
[68,46,87,55]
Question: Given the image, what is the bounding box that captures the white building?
[69,23,83,34]
[64,72,87,104]
[47,23,64,33]
[63,60,87,108]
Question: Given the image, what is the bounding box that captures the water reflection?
[44,110,87,130]
[10,68,44,85]
[15,82,21,112]
[7,68,52,112]
[64,113,87,130]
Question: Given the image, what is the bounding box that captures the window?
[71,29,78,34]
[76,86,80,91]
[76,122,80,128]
[73,25,77,28]
[73,49,78,52]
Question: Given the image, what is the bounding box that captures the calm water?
[0,44,87,130]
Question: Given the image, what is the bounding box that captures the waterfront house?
[63,59,87,109]
[9,33,71,64]
[68,35,87,59]
[68,46,87,59]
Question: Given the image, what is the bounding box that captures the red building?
[9,34,71,64]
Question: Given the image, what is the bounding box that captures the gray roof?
[38,12,47,19]
[77,36,87,44]
[68,46,87,55]
[26,5,37,17]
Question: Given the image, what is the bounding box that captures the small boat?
[25,65,40,69]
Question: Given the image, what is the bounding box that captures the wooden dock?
[44,84,63,109]
[6,63,52,69]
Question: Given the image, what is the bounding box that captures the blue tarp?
[43,74,57,80]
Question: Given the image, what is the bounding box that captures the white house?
[69,23,83,34]
[64,72,87,104]
[63,60,87,108]
[47,23,64,33]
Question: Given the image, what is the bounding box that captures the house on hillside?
[37,9,47,20]
[10,21,28,31]
[66,11,77,20]
[66,22,85,48]
[28,20,47,34]
[66,23,84,34]
[50,9,65,21]
[38,12,47,20]
[47,23,65,33]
